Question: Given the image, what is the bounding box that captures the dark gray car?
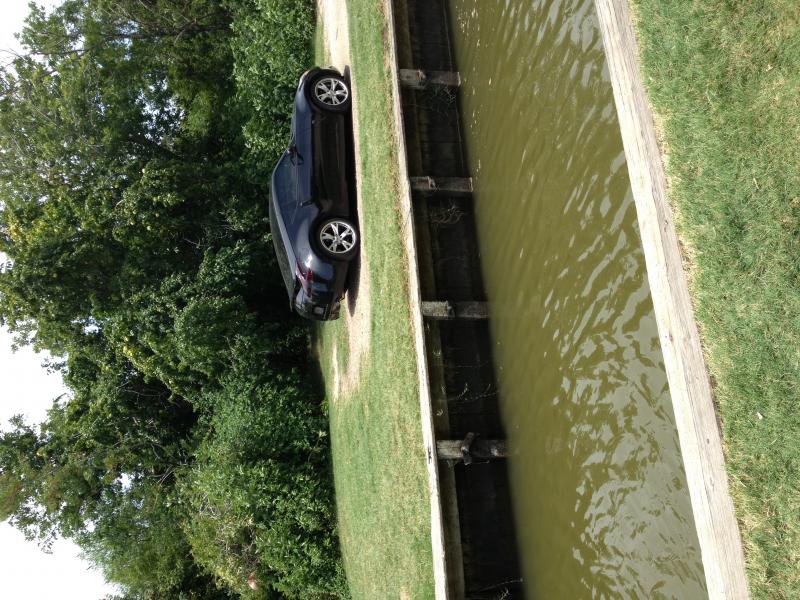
[269,67,357,320]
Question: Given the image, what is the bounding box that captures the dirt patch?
[318,0,372,402]
[318,0,351,69]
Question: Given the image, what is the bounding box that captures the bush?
[225,0,316,172]
[183,361,348,599]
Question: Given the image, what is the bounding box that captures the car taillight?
[297,262,313,293]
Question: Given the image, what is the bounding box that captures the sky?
[0,2,118,598]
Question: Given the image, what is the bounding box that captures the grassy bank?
[314,1,436,598]
[630,2,800,597]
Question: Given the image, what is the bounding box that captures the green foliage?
[184,361,346,598]
[0,0,250,351]
[78,481,216,599]
[224,0,315,174]
[0,0,347,598]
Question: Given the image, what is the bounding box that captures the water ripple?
[450,0,707,597]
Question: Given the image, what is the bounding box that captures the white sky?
[1,2,118,598]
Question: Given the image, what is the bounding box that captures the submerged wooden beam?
[421,301,488,320]
[410,176,473,195]
[399,68,462,89]
[594,0,749,597]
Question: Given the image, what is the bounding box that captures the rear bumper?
[295,291,342,321]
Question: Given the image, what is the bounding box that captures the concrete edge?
[383,0,450,598]
[594,1,749,597]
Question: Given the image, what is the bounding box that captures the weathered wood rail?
[437,436,508,463]
[400,68,462,89]
[385,0,523,598]
[410,176,474,195]
[594,1,749,597]
[421,301,489,320]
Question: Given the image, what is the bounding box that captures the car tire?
[309,73,351,112]
[317,217,359,260]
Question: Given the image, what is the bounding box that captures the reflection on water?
[448,0,707,597]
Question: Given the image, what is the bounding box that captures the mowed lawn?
[313,2,436,599]
[631,1,800,597]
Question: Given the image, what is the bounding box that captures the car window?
[274,156,293,207]
[269,194,294,293]
[273,156,298,221]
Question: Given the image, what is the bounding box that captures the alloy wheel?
[314,77,349,107]
[319,219,357,256]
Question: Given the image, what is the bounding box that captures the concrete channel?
[385,0,748,598]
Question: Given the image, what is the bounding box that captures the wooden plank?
[426,70,462,87]
[593,1,749,598]
[422,300,455,319]
[411,172,468,598]
[410,176,473,194]
[436,462,466,599]
[399,68,462,89]
[453,301,489,320]
[437,438,508,461]
[399,68,427,88]
[421,301,488,320]
[424,322,466,599]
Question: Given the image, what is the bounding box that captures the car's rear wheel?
[317,217,358,260]
[310,74,351,112]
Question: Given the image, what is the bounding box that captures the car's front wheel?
[317,217,358,260]
[310,73,351,112]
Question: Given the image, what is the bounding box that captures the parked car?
[268,67,357,320]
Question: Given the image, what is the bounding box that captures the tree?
[0,1,344,597]
[0,0,249,350]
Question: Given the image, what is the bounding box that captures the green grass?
[314,2,436,598]
[630,2,800,597]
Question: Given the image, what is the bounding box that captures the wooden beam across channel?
[421,301,489,320]
[410,176,473,195]
[436,437,508,462]
[399,68,462,89]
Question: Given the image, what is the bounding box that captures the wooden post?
[436,437,508,462]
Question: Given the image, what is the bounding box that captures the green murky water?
[448,0,707,597]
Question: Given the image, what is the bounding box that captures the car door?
[283,107,318,263]
[311,110,349,216]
